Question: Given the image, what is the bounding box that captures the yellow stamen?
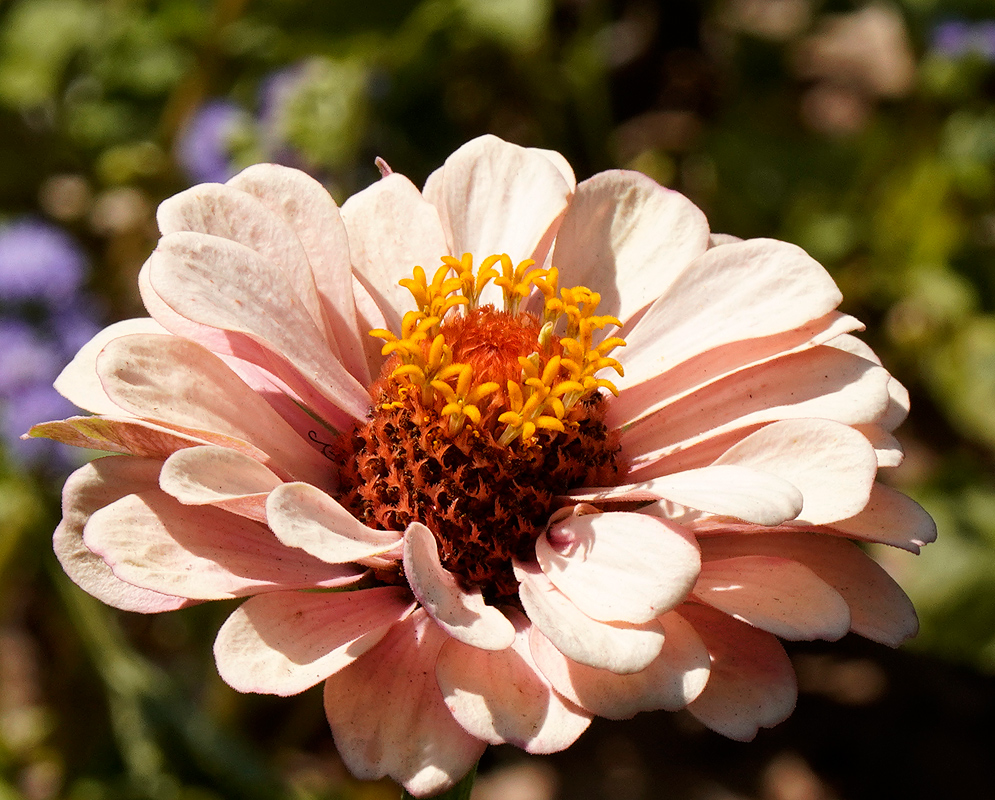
[370,252,628,443]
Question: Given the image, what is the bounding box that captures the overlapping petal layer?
[404,523,516,650]
[435,610,592,753]
[214,586,416,695]
[536,511,699,624]
[530,611,710,720]
[323,610,487,796]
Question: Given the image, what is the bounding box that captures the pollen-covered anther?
[492,254,546,315]
[376,326,459,407]
[370,252,630,445]
[496,372,567,446]
[370,312,440,359]
[431,364,500,435]
[399,264,470,319]
[443,253,501,310]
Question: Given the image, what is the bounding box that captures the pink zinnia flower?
[33,135,934,797]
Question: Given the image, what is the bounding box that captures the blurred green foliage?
[3,0,995,798]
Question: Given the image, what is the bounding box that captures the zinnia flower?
[32,135,935,797]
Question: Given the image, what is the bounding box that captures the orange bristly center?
[335,254,626,601]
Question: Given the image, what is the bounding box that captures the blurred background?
[1,0,994,798]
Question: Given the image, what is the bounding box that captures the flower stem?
[401,763,478,800]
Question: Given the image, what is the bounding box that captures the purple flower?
[976,21,995,60]
[0,218,103,470]
[931,19,995,62]
[0,320,63,397]
[0,319,77,468]
[257,64,306,130]
[2,382,81,469]
[175,100,246,184]
[0,219,86,309]
[932,20,972,57]
[255,64,314,172]
[53,302,104,354]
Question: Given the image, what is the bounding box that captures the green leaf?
[0,0,102,107]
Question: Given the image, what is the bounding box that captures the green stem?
[401,763,477,800]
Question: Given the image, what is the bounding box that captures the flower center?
[335,254,626,601]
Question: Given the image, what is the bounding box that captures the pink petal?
[854,424,904,467]
[552,170,710,324]
[620,344,891,466]
[139,256,323,418]
[28,415,264,461]
[146,231,368,426]
[213,352,333,444]
[650,465,805,525]
[421,165,452,251]
[54,318,165,415]
[572,465,804,526]
[84,490,361,599]
[95,333,334,487]
[322,609,487,798]
[879,375,910,432]
[266,482,401,564]
[831,482,936,553]
[159,445,282,521]
[528,147,577,191]
[159,445,280,499]
[53,456,193,613]
[227,163,369,385]
[611,310,863,430]
[618,240,845,392]
[699,533,918,646]
[352,274,392,375]
[340,173,451,333]
[530,610,710,719]
[535,511,700,623]
[435,610,591,753]
[825,331,880,362]
[680,603,797,741]
[403,523,515,650]
[138,254,261,358]
[437,135,571,266]
[826,339,911,432]
[628,427,769,481]
[213,586,415,696]
[423,142,575,252]
[825,336,909,436]
[713,419,877,525]
[156,182,329,343]
[692,555,851,641]
[513,560,665,674]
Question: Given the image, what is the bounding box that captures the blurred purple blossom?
[932,19,995,62]
[0,218,86,309]
[0,216,101,470]
[0,320,64,396]
[175,100,246,184]
[932,20,970,55]
[258,64,306,129]
[978,22,995,60]
[52,303,104,354]
[179,58,364,187]
[2,382,81,468]
[256,64,309,168]
[0,320,79,469]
